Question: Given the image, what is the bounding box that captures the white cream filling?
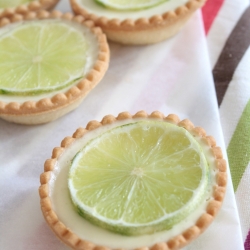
[49,119,217,249]
[76,0,189,20]
[0,19,99,104]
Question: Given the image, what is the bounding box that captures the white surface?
[0,1,244,249]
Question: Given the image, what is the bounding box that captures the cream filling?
[49,119,217,249]
[0,19,99,104]
[76,0,189,20]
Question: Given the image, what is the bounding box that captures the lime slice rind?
[94,0,168,11]
[68,121,209,236]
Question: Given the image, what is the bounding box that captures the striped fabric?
[203,0,250,249]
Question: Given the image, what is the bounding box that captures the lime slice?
[94,0,167,11]
[0,0,32,9]
[68,120,209,236]
[0,20,89,95]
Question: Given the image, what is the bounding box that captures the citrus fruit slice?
[0,19,89,96]
[94,0,167,11]
[0,0,32,9]
[68,120,209,235]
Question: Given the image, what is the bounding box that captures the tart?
[70,0,207,45]
[39,110,227,250]
[0,10,109,125]
[0,0,59,18]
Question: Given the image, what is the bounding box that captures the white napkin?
[0,0,244,249]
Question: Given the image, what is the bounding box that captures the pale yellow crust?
[0,10,110,125]
[0,0,60,18]
[70,0,207,44]
[39,110,227,250]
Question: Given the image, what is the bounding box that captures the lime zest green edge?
[227,99,250,192]
[68,121,210,236]
[0,76,83,96]
[94,0,169,11]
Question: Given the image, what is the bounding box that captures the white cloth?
[0,0,244,249]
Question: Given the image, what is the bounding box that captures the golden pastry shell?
[0,10,109,124]
[70,0,207,44]
[0,0,60,18]
[39,110,227,250]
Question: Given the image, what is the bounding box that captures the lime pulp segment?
[94,0,168,11]
[0,0,33,9]
[68,121,209,236]
[0,20,89,95]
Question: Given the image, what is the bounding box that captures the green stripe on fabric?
[227,99,250,192]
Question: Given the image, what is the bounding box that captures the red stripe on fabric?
[202,0,225,34]
[245,230,250,250]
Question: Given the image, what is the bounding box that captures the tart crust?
[39,110,227,250]
[70,0,207,44]
[0,0,60,18]
[0,10,109,125]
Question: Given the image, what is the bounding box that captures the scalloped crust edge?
[39,110,227,250]
[0,0,60,18]
[70,0,207,44]
[0,10,110,125]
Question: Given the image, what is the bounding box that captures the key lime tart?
[0,0,59,18]
[0,10,109,124]
[70,0,207,44]
[39,111,227,249]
